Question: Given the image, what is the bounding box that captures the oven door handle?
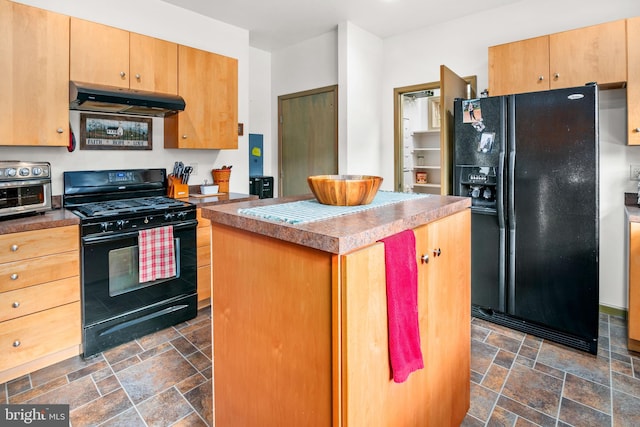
[82,220,198,245]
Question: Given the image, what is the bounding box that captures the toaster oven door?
[0,180,52,216]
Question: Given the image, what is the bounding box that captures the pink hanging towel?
[379,229,423,383]
[138,226,177,283]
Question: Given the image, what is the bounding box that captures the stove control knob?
[177,211,187,220]
[164,212,175,221]
[32,167,42,176]
[100,222,111,232]
[6,168,16,177]
[19,168,30,177]
[116,220,128,230]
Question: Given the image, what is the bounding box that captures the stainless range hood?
[69,81,186,117]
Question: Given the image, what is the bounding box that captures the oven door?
[0,180,51,217]
[81,219,197,356]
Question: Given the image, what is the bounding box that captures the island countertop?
[200,193,471,254]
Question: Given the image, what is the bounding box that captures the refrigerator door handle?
[507,95,517,313]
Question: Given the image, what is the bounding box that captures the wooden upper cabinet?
[489,36,550,96]
[129,33,177,93]
[627,17,640,145]
[70,18,177,94]
[165,45,238,149]
[0,0,69,146]
[549,19,626,89]
[489,19,627,96]
[70,18,130,88]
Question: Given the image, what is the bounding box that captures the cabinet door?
[488,36,550,96]
[129,33,178,94]
[627,17,640,146]
[70,18,130,88]
[170,45,238,149]
[420,209,471,425]
[549,20,626,89]
[629,222,640,349]
[0,0,69,146]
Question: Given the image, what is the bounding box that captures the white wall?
[249,47,272,178]
[338,22,385,178]
[3,0,250,194]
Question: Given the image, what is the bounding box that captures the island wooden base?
[211,209,471,426]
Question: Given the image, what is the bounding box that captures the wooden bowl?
[307,175,383,206]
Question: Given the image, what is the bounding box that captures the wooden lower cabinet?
[196,208,212,308]
[212,209,471,426]
[629,221,640,351]
[0,226,81,384]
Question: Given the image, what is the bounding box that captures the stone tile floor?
[1,309,639,426]
[0,307,213,426]
[463,313,640,427]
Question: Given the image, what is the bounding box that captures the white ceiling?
[160,0,522,51]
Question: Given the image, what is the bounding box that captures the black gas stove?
[62,168,198,358]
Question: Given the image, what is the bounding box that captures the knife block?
[167,175,189,199]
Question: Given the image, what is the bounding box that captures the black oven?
[81,219,197,357]
[63,168,198,358]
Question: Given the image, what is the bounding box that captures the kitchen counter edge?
[200,194,471,254]
[0,193,257,235]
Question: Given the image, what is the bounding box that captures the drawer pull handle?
[420,254,429,264]
[10,244,18,252]
[10,273,18,280]
[433,248,442,257]
[634,128,640,133]
[120,71,126,78]
[13,340,20,348]
[12,302,20,308]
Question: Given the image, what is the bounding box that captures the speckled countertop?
[0,192,257,235]
[201,194,471,254]
[0,209,80,235]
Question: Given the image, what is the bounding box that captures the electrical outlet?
[191,163,198,176]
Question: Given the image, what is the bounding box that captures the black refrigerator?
[453,84,599,354]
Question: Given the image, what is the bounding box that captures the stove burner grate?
[75,196,188,217]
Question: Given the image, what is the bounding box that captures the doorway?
[394,66,476,195]
[278,85,338,197]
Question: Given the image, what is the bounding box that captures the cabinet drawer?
[0,301,81,371]
[197,241,211,268]
[197,264,211,301]
[197,225,211,248]
[0,226,78,264]
[0,250,79,292]
[0,277,79,322]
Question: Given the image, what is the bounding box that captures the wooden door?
[171,45,238,149]
[129,33,178,94]
[70,18,130,88]
[549,19,626,89]
[488,36,550,96]
[279,86,338,197]
[440,65,475,194]
[421,209,471,425]
[0,0,69,146]
[627,17,640,146]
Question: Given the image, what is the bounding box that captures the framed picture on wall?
[79,114,152,150]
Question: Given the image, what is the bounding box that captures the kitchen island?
[201,193,471,426]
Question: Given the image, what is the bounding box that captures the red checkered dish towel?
[138,225,177,283]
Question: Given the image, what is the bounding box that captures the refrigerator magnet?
[477,132,495,153]
[462,99,482,123]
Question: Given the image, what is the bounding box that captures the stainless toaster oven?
[0,161,52,218]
